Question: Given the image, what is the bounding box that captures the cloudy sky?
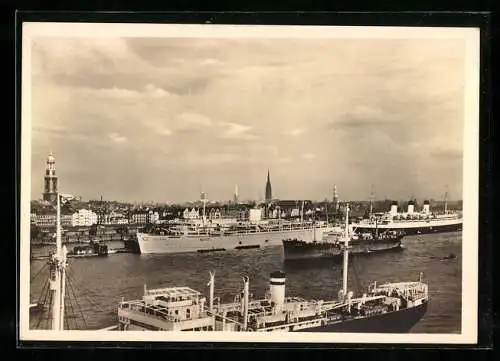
[29,34,466,203]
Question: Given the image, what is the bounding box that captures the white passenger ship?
[132,218,333,254]
[126,199,334,254]
[352,200,462,236]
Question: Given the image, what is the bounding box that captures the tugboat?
[111,204,429,333]
[69,240,109,258]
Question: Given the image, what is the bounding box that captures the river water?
[29,231,462,333]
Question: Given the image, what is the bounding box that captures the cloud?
[285,128,306,137]
[30,36,466,202]
[108,133,127,143]
[302,153,317,160]
[278,157,293,164]
[82,84,176,100]
[200,58,224,66]
[177,112,213,126]
[144,84,175,98]
[144,122,172,136]
[91,86,139,99]
[219,122,259,140]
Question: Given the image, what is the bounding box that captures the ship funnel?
[407,200,414,214]
[390,201,398,215]
[269,271,286,312]
[423,200,430,214]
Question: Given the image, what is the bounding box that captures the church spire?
[265,170,272,202]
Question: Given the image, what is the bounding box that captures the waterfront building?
[129,210,159,224]
[130,211,149,224]
[183,208,200,220]
[71,209,98,227]
[150,211,160,224]
[34,213,72,228]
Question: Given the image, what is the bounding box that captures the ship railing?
[204,306,250,330]
[256,315,329,332]
[320,295,386,312]
[119,300,177,321]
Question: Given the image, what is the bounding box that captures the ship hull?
[353,220,462,236]
[131,227,334,254]
[283,237,404,262]
[301,301,428,333]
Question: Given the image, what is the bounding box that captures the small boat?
[440,253,457,261]
[69,241,109,258]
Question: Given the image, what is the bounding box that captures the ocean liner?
[110,205,429,333]
[352,200,462,236]
[126,201,334,254]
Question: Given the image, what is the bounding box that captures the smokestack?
[423,200,430,214]
[407,200,414,214]
[390,201,398,216]
[269,271,286,313]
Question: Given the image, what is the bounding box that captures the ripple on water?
[29,232,463,333]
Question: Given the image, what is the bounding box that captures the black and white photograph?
[20,22,479,344]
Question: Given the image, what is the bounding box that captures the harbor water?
[29,232,462,333]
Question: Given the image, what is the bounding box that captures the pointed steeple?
[265,170,272,202]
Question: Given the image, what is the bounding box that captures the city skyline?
[30,31,466,203]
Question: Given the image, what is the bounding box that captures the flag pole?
[50,193,62,330]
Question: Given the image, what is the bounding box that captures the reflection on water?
[29,232,462,333]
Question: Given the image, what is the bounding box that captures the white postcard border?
[20,22,480,344]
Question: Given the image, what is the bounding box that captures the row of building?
[31,209,162,228]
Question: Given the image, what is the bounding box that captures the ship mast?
[208,271,215,313]
[444,185,449,214]
[300,200,304,225]
[369,185,374,218]
[48,193,68,330]
[312,208,317,242]
[342,203,350,297]
[201,192,207,226]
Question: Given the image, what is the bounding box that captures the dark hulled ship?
[282,229,404,262]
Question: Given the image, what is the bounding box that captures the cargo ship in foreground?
[352,200,462,236]
[108,205,429,333]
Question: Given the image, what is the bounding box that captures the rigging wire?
[350,255,363,296]
[33,278,50,329]
[30,262,49,283]
[64,283,81,330]
[66,270,106,313]
[65,272,88,329]
[34,279,51,329]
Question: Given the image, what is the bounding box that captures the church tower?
[265,170,272,202]
[43,152,58,203]
[233,184,239,203]
[332,185,338,212]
